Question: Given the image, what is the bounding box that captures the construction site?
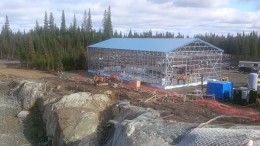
[0,38,260,145]
[88,38,223,89]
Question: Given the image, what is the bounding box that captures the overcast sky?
[0,0,260,36]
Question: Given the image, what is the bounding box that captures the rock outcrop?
[107,105,198,146]
[43,92,110,146]
[8,79,111,146]
[8,79,46,109]
[107,104,260,146]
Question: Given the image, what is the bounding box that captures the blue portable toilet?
[207,81,233,100]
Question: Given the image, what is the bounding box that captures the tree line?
[0,7,113,71]
[195,32,260,63]
[1,7,260,71]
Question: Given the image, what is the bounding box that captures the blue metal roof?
[88,38,223,53]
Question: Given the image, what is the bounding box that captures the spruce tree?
[102,10,107,34]
[44,12,48,30]
[4,15,10,32]
[72,14,77,31]
[103,6,113,39]
[2,15,11,59]
[86,8,92,32]
[114,30,118,38]
[49,12,55,31]
[61,10,66,33]
[35,20,40,31]
[128,29,133,38]
[82,10,87,31]
[25,35,35,67]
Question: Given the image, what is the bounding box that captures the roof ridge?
[88,38,223,53]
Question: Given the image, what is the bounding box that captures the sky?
[0,0,260,36]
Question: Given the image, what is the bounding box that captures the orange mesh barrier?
[196,99,260,122]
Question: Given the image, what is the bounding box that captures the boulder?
[43,92,110,146]
[8,79,46,109]
[108,105,260,146]
[107,105,197,146]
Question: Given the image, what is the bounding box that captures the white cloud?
[173,0,229,8]
[0,0,259,36]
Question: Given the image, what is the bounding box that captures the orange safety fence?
[71,74,92,83]
[196,99,260,122]
[68,73,260,122]
[123,82,260,122]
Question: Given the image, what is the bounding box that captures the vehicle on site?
[220,76,229,81]
[239,67,258,73]
[93,73,123,87]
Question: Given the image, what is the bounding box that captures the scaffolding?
[88,39,223,89]
[165,40,222,88]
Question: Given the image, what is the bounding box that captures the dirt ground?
[0,60,259,127]
[222,69,248,87]
[0,68,55,79]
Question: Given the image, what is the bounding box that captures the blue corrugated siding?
[88,38,198,52]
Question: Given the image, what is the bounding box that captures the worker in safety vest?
[182,74,186,84]
[176,75,180,84]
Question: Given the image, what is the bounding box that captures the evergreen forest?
[1,7,260,71]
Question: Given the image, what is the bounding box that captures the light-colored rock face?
[53,92,109,110]
[8,79,112,146]
[64,112,98,142]
[109,105,198,146]
[8,79,46,109]
[44,92,111,146]
[53,92,92,108]
[108,105,260,146]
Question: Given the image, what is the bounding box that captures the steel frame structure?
[88,40,222,89]
[165,40,222,87]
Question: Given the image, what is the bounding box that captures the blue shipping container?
[207,81,233,100]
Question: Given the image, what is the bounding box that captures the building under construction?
[87,38,223,89]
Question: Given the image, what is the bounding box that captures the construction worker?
[176,75,180,84]
[182,74,186,84]
[188,74,191,85]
